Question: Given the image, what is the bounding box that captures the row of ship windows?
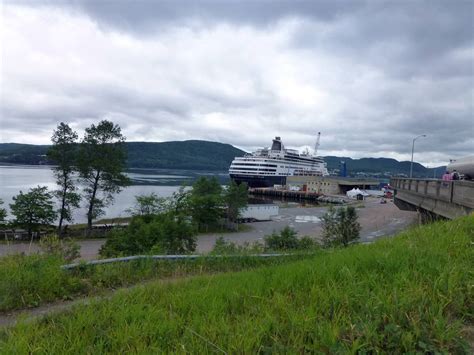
[230,163,278,167]
[229,171,277,175]
[230,167,276,172]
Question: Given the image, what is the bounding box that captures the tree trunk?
[58,175,68,237]
[86,172,100,237]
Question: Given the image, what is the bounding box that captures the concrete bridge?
[391,178,474,220]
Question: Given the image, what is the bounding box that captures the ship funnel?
[271,137,282,151]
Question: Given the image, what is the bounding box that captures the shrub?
[322,206,361,247]
[100,213,197,257]
[264,227,320,251]
[264,226,300,250]
[211,236,264,255]
[39,235,80,262]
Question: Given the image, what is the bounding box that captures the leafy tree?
[188,177,223,231]
[224,181,248,223]
[77,120,130,235]
[127,193,169,217]
[10,186,57,238]
[99,213,197,257]
[0,198,7,223]
[169,185,191,217]
[322,206,361,247]
[47,122,81,236]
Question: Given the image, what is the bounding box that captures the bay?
[0,165,229,224]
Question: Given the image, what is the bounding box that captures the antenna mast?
[314,132,321,156]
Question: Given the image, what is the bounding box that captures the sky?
[1,0,473,166]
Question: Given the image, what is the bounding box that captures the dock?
[249,188,322,201]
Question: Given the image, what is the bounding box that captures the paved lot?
[196,198,417,252]
[0,198,417,260]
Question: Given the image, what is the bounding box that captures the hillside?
[0,141,444,176]
[0,141,246,171]
[324,156,445,178]
[126,141,245,170]
[1,217,472,352]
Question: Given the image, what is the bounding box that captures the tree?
[188,177,223,231]
[0,198,7,223]
[99,213,197,257]
[322,206,361,247]
[127,193,169,217]
[224,181,248,223]
[10,186,57,238]
[77,120,130,235]
[47,122,81,236]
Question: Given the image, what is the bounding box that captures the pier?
[391,178,474,220]
[249,188,322,202]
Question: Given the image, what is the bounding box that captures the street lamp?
[410,134,427,178]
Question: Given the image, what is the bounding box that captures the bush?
[100,213,197,257]
[322,206,361,247]
[211,236,264,255]
[39,235,80,262]
[264,227,318,251]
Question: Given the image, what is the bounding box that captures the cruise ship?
[229,135,329,187]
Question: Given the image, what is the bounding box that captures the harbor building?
[287,176,379,195]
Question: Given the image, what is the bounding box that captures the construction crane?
[313,132,321,156]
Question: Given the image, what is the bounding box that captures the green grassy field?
[0,254,302,312]
[1,216,472,353]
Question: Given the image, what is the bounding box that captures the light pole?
[410,134,427,178]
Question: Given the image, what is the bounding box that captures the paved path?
[0,199,417,260]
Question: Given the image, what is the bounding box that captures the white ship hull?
[229,137,328,187]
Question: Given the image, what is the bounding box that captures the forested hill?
[323,156,445,178]
[0,141,246,171]
[0,141,444,176]
[126,141,245,170]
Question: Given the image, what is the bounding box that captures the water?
[0,165,229,223]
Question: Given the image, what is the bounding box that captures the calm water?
[0,165,229,223]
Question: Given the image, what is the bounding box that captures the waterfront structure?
[391,177,474,220]
[287,176,379,195]
[239,204,279,221]
[229,136,329,188]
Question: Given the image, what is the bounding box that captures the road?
[0,198,417,260]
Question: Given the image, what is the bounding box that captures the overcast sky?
[1,0,473,166]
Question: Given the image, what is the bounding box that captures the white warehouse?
[239,204,279,221]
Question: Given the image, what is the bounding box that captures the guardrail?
[61,253,290,270]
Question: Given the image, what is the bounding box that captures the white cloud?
[1,2,473,166]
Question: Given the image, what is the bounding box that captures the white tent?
[346,188,369,199]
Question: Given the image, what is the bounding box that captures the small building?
[286,176,379,195]
[239,204,279,221]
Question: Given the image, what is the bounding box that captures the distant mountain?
[0,141,246,171]
[126,141,245,170]
[323,156,445,178]
[0,143,50,165]
[0,141,444,177]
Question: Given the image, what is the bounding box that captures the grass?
[0,253,303,312]
[0,216,473,353]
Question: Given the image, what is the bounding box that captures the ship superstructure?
[229,135,328,187]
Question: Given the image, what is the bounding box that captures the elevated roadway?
[391,178,474,220]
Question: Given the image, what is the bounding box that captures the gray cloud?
[1,0,473,166]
